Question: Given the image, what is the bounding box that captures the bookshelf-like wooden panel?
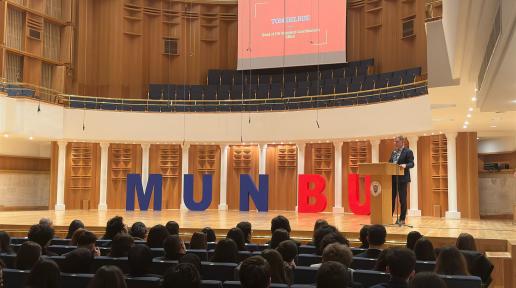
[149,144,182,209]
[305,143,335,212]
[267,144,297,211]
[227,145,259,210]
[107,144,142,209]
[188,145,220,210]
[342,141,372,212]
[64,142,100,210]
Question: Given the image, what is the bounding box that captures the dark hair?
[147,224,170,248]
[210,239,238,263]
[129,222,147,240]
[318,232,350,255]
[226,227,246,251]
[406,231,423,250]
[166,221,180,235]
[163,235,185,260]
[386,247,416,279]
[374,248,391,272]
[26,259,60,288]
[179,253,202,272]
[316,261,350,288]
[0,231,13,254]
[28,224,55,254]
[313,225,338,255]
[163,263,201,288]
[65,220,85,239]
[15,241,41,270]
[435,246,469,276]
[414,237,436,261]
[128,245,153,276]
[190,232,207,249]
[277,240,298,263]
[202,227,216,243]
[409,272,447,288]
[104,216,126,240]
[262,249,289,284]
[61,248,93,274]
[322,243,353,267]
[239,256,271,288]
[236,221,252,243]
[70,228,87,246]
[88,265,127,288]
[270,228,290,250]
[77,231,98,247]
[109,234,134,258]
[39,218,53,227]
[312,219,329,243]
[367,224,387,246]
[359,225,370,249]
[456,233,477,251]
[271,215,291,233]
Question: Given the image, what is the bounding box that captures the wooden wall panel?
[418,136,433,216]
[342,141,371,212]
[0,155,50,171]
[305,143,334,212]
[227,145,259,210]
[149,144,182,209]
[107,144,142,209]
[457,132,479,219]
[188,145,220,210]
[64,142,100,210]
[266,144,297,211]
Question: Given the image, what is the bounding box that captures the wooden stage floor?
[0,209,515,244]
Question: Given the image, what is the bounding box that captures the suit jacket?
[355,248,382,259]
[389,147,414,183]
[371,278,409,288]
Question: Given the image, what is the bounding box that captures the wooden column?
[456,132,479,219]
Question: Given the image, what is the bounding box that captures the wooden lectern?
[358,163,404,225]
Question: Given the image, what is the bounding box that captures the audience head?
[28,224,55,253]
[322,243,353,267]
[211,238,238,263]
[38,218,53,228]
[374,248,391,272]
[163,263,201,288]
[109,233,134,258]
[88,265,127,288]
[104,216,126,240]
[318,232,350,255]
[128,245,153,276]
[316,261,350,288]
[385,247,416,280]
[456,233,477,251]
[65,219,85,239]
[190,232,207,249]
[146,224,170,248]
[269,228,290,249]
[277,240,298,263]
[414,237,436,261]
[435,246,469,276]
[406,231,423,250]
[166,221,180,235]
[239,256,271,288]
[179,253,202,272]
[359,225,370,248]
[237,221,253,243]
[62,248,93,274]
[367,224,387,247]
[129,222,147,240]
[202,227,216,243]
[312,219,329,241]
[0,231,13,254]
[409,272,447,288]
[77,230,98,254]
[261,249,288,284]
[271,215,291,233]
[26,259,60,288]
[163,235,186,260]
[226,227,246,251]
[70,228,87,246]
[15,241,41,270]
[313,225,339,255]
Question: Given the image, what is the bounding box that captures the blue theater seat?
[415,260,436,273]
[47,245,77,255]
[221,71,234,86]
[201,262,238,282]
[3,268,29,288]
[148,84,164,100]
[202,280,223,288]
[0,253,16,268]
[350,257,377,270]
[61,273,94,288]
[353,270,390,288]
[351,248,367,256]
[126,276,161,288]
[298,245,317,255]
[150,248,164,258]
[208,70,221,85]
[187,249,209,261]
[91,256,130,273]
[297,254,321,267]
[439,275,482,288]
[10,237,28,245]
[150,259,178,275]
[51,239,72,246]
[223,281,289,288]
[293,266,318,284]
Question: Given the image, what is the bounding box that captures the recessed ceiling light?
[475,88,478,92]
[511,100,516,104]
[468,107,474,112]
[467,114,472,118]
[463,125,467,129]
[423,133,427,136]
[477,137,480,140]
[471,97,477,102]
[490,125,497,128]
[431,133,434,135]
[464,121,469,125]
[3,134,8,138]
[29,136,33,140]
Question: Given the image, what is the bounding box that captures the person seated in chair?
[239,256,271,288]
[355,225,386,259]
[371,247,416,288]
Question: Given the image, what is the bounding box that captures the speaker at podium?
[358,163,404,225]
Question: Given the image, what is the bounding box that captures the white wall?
[478,136,516,153]
[0,137,51,158]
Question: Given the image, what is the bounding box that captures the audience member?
[456,233,477,251]
[28,224,56,256]
[409,272,447,288]
[202,227,216,243]
[406,231,422,250]
[146,224,170,248]
[237,221,253,244]
[210,238,238,263]
[239,256,271,288]
[88,265,127,288]
[128,222,147,241]
[226,227,246,251]
[25,259,60,288]
[161,235,186,261]
[103,216,126,240]
[261,249,290,285]
[355,224,386,259]
[166,221,180,235]
[77,230,100,256]
[38,218,53,228]
[312,243,353,268]
[435,247,470,276]
[308,219,329,246]
[269,228,290,249]
[371,247,416,288]
[179,253,202,272]
[276,240,298,269]
[109,233,134,258]
[127,245,155,277]
[15,241,41,270]
[313,225,339,255]
[271,215,291,233]
[70,228,87,246]
[61,248,93,274]
[316,261,350,288]
[359,225,370,249]
[374,248,391,272]
[414,237,435,261]
[317,232,350,255]
[163,263,201,288]
[0,231,13,254]
[190,232,208,249]
[65,219,85,239]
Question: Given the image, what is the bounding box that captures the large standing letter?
[298,174,327,213]
[183,174,213,211]
[240,174,269,212]
[126,174,162,211]
[348,174,371,215]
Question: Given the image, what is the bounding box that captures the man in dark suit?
[389,136,414,225]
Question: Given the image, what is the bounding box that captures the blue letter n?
[240,174,269,212]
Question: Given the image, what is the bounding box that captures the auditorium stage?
[0,210,514,249]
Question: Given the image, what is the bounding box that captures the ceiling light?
[511,100,516,104]
[490,125,497,128]
[431,133,434,135]
[3,134,8,138]
[467,114,472,118]
[477,137,480,140]
[463,125,467,129]
[474,88,478,92]
[464,121,469,125]
[29,136,33,140]
[471,97,477,102]
[468,107,473,112]
[423,133,427,136]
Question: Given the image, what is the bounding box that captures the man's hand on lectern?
[400,164,407,169]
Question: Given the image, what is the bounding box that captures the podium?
[358,163,404,225]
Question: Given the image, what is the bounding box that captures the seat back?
[439,275,482,288]
[293,266,318,284]
[188,249,209,261]
[47,245,77,255]
[297,254,321,267]
[0,253,16,268]
[150,259,178,275]
[61,273,94,288]
[201,262,238,282]
[91,256,130,273]
[126,276,162,288]
[415,261,436,273]
[3,268,30,288]
[352,269,390,288]
[201,280,223,288]
[350,257,377,270]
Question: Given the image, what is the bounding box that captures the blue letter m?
[126,174,162,211]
